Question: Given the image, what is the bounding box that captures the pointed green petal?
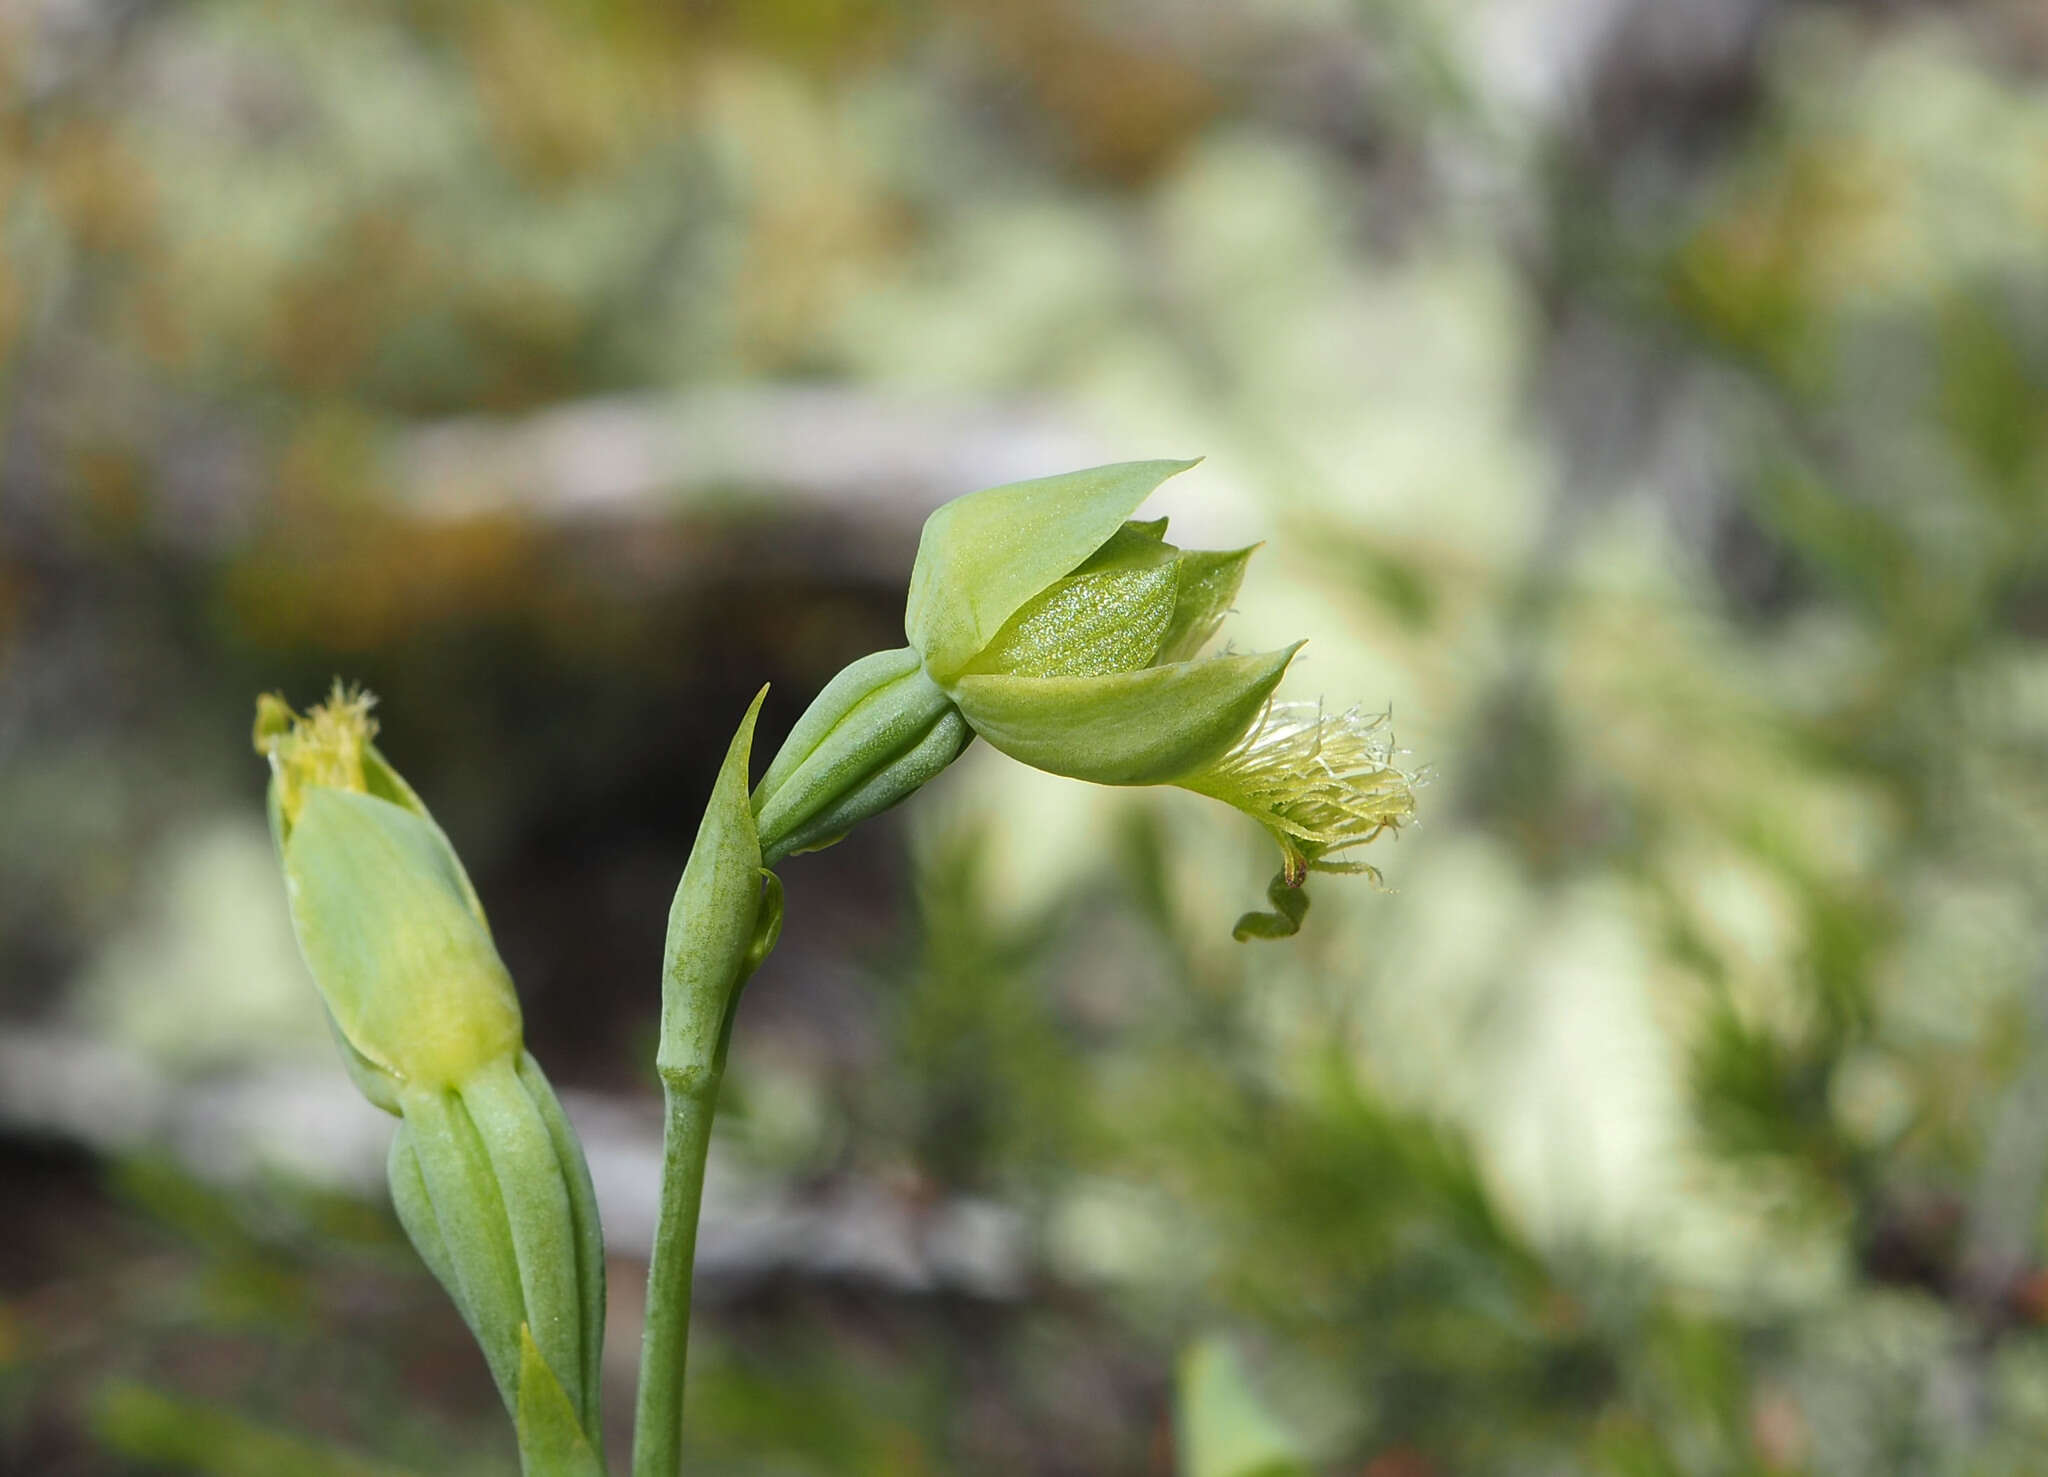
[949,645,1299,786]
[1156,546,1256,663]
[905,459,1199,682]
[1074,517,1171,569]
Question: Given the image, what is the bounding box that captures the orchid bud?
[255,687,518,1104]
[255,687,606,1461]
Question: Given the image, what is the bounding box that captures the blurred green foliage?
[6,0,2048,1474]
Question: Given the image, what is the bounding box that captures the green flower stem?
[631,1073,722,1477]
[633,691,777,1477]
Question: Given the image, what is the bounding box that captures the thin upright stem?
[630,1077,721,1477]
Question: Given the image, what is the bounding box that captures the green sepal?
[1104,515,1170,548]
[1230,873,1311,942]
[948,645,1299,786]
[283,787,521,1091]
[514,1325,608,1477]
[1157,546,1256,663]
[1068,516,1173,575]
[905,459,1199,683]
[660,689,772,1092]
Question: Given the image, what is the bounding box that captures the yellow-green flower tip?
[252,691,295,752]
[259,681,376,825]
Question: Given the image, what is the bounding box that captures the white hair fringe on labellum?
[1185,699,1417,886]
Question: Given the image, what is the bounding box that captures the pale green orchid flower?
[753,459,1416,937]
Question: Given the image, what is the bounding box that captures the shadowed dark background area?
[5,1,2048,1473]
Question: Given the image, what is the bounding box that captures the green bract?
[661,687,784,1086]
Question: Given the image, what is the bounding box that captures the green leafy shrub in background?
[9,3,2048,1474]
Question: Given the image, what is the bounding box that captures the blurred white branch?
[0,1026,1026,1300]
[394,388,1113,527]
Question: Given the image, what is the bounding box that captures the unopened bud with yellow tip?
[255,685,606,1471]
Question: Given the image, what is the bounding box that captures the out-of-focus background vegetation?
[5,0,2048,1472]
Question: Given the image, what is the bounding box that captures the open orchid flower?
[751,459,1416,937]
